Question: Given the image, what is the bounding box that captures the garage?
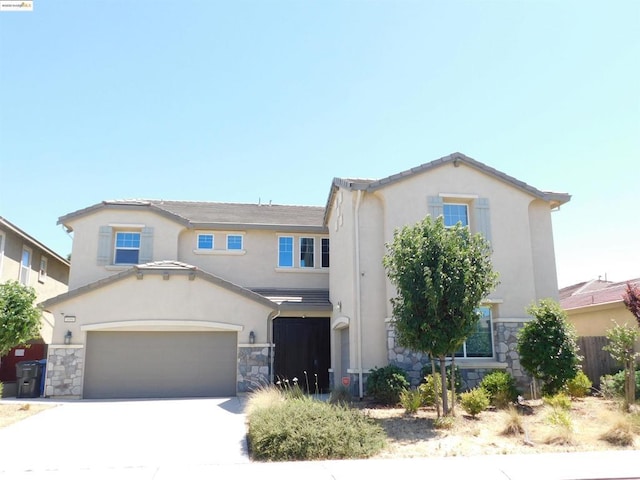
[83,331,237,399]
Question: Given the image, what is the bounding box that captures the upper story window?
[300,237,314,268]
[227,234,243,251]
[38,256,48,283]
[20,246,32,285]
[114,232,141,264]
[455,306,493,358]
[443,203,469,227]
[321,238,330,268]
[278,236,294,268]
[197,233,214,250]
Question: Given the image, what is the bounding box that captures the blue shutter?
[139,227,154,264]
[97,226,113,265]
[428,196,443,218]
[475,198,492,243]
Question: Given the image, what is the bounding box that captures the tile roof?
[559,278,640,310]
[58,200,327,232]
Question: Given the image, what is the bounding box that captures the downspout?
[268,310,281,385]
[354,190,364,399]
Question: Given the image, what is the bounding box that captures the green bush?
[565,371,592,398]
[479,371,519,408]
[247,397,386,461]
[460,388,490,418]
[420,363,462,393]
[399,388,422,414]
[418,374,455,407]
[366,365,409,405]
[543,392,572,411]
[0,382,3,398]
[600,369,640,399]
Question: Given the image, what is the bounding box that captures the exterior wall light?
[64,330,72,345]
[249,331,255,344]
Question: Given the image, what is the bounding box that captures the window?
[227,234,243,251]
[300,237,314,268]
[321,238,330,268]
[20,246,32,285]
[278,236,293,267]
[443,203,469,227]
[114,232,141,264]
[455,306,493,358]
[38,256,48,283]
[197,233,214,250]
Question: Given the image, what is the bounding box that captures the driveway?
[0,397,249,474]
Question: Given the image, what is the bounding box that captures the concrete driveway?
[0,397,249,475]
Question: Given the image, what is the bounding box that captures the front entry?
[273,317,330,393]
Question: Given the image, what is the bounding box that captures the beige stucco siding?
[177,228,329,289]
[528,199,561,300]
[65,209,184,289]
[45,273,275,346]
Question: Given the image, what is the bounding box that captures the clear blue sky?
[1,1,638,288]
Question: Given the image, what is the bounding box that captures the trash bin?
[16,360,43,398]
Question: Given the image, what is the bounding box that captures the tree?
[622,281,640,328]
[517,299,581,396]
[383,215,498,416]
[603,322,638,411]
[0,281,42,357]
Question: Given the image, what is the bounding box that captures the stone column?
[237,344,272,393]
[44,345,85,398]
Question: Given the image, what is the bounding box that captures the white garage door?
[84,331,237,399]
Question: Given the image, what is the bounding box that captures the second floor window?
[300,237,314,268]
[38,257,48,283]
[197,234,214,250]
[321,238,330,268]
[114,232,141,264]
[278,236,294,268]
[443,203,469,227]
[227,234,243,250]
[20,247,31,285]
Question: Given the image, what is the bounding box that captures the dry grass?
[358,396,638,458]
[0,403,52,428]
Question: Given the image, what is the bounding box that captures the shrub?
[545,408,574,444]
[420,363,462,393]
[565,371,592,398]
[328,384,352,405]
[399,388,422,414]
[244,385,285,416]
[479,371,519,408]
[543,393,572,411]
[433,415,455,430]
[600,412,636,446]
[418,374,455,407]
[247,398,386,460]
[366,365,409,405]
[600,369,640,399]
[460,388,490,418]
[0,382,3,398]
[501,406,524,436]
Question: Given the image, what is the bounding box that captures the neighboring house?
[560,277,640,385]
[0,217,70,395]
[41,153,570,399]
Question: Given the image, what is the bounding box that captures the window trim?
[299,237,315,268]
[443,202,469,228]
[226,234,243,251]
[321,237,330,269]
[20,245,32,285]
[113,231,141,265]
[455,306,494,359]
[278,236,294,268]
[38,256,48,283]
[196,232,215,251]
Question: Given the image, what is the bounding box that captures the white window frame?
[38,256,48,283]
[20,246,32,285]
[299,237,315,268]
[226,234,243,251]
[443,202,469,228]
[196,232,215,251]
[455,306,494,359]
[278,236,294,268]
[321,237,330,269]
[113,231,141,265]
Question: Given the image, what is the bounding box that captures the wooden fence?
[577,336,621,388]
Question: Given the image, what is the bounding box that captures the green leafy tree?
[517,299,581,396]
[0,281,42,357]
[603,322,638,411]
[383,216,498,416]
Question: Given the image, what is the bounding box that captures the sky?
[0,0,638,289]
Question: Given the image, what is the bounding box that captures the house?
[0,217,70,396]
[560,277,640,385]
[41,153,570,399]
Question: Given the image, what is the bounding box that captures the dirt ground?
[0,403,52,429]
[360,396,639,458]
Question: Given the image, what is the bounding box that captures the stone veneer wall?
[44,346,84,397]
[237,345,271,393]
[387,321,532,391]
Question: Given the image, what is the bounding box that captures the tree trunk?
[450,355,456,416]
[431,357,440,418]
[439,355,449,415]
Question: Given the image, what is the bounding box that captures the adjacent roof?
[251,288,332,312]
[58,200,327,233]
[0,216,70,267]
[324,152,571,225]
[40,261,278,310]
[560,278,640,311]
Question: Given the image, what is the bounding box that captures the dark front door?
[273,317,330,393]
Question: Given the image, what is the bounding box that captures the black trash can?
[16,360,43,398]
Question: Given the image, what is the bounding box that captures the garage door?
[84,331,237,399]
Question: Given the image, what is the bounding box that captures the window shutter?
[97,226,113,265]
[139,227,154,264]
[475,198,492,243]
[428,196,443,218]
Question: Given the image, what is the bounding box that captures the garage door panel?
[84,331,236,399]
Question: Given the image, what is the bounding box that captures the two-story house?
[41,153,570,399]
[0,217,70,396]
